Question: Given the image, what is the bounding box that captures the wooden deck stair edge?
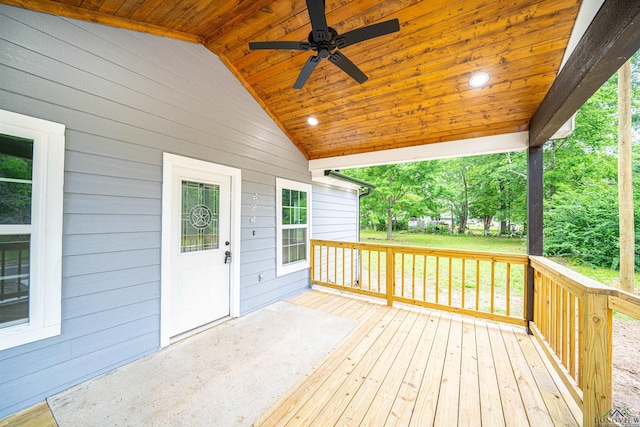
[0,402,57,427]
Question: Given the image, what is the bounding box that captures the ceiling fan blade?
[248,41,311,51]
[328,51,368,84]
[306,0,329,41]
[335,19,400,49]
[294,55,322,89]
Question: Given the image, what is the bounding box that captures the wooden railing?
[529,256,640,427]
[310,239,529,326]
[310,239,640,427]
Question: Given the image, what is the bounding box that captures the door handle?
[224,251,232,264]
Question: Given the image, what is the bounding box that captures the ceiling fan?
[248,0,400,89]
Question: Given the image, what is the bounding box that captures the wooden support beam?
[526,146,544,325]
[529,0,640,147]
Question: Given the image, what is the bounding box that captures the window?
[0,109,64,351]
[276,178,311,276]
[181,180,220,252]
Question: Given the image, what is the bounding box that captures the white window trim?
[0,109,65,351]
[276,178,311,277]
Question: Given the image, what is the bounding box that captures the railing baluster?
[490,262,495,313]
[377,250,380,293]
[334,246,338,285]
[341,247,345,286]
[475,260,480,311]
[448,257,453,306]
[555,280,561,354]
[435,256,440,304]
[578,299,584,390]
[422,255,427,303]
[461,259,466,309]
[561,288,568,368]
[506,263,511,316]
[411,254,416,299]
[350,248,354,287]
[401,252,406,298]
[570,293,576,380]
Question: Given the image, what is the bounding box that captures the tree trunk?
[458,214,467,234]
[386,207,393,240]
[500,220,508,235]
[618,60,635,292]
[461,172,469,233]
[483,215,492,236]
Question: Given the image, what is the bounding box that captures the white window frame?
[0,109,65,351]
[276,178,311,277]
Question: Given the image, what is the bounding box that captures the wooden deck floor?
[256,290,581,426]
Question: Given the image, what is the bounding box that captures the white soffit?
[559,0,605,72]
[308,131,528,172]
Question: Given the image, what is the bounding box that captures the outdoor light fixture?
[469,72,490,88]
[307,116,319,126]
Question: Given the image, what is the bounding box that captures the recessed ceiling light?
[307,116,319,126]
[469,72,490,88]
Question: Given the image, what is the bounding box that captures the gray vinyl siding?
[312,184,359,242]
[311,184,359,286]
[0,4,358,418]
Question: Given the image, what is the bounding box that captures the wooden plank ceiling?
[2,0,582,160]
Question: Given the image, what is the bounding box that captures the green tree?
[347,162,442,239]
[543,51,640,270]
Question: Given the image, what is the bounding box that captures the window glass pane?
[283,207,292,225]
[0,134,33,225]
[0,235,30,328]
[181,181,219,252]
[282,189,290,208]
[282,227,306,265]
[299,191,307,208]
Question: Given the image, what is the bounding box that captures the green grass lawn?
[360,229,640,293]
[360,229,527,254]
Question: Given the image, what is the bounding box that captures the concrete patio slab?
[48,300,357,426]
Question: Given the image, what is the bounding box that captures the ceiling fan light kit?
[249,0,400,89]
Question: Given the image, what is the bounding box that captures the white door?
[168,165,231,338]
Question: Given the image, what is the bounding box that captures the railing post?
[385,247,394,306]
[581,292,612,427]
[310,241,315,283]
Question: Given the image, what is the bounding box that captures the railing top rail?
[530,255,619,296]
[608,290,640,320]
[310,239,529,264]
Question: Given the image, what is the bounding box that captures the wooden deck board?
[258,290,584,426]
[476,320,507,427]
[487,323,531,426]
[458,319,481,426]
[336,311,420,425]
[433,315,463,426]
[3,290,583,427]
[306,310,411,425]
[359,312,432,426]
[514,329,581,426]
[408,315,451,426]
[0,402,57,427]
[500,324,556,426]
[385,312,441,426]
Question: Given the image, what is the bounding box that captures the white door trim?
[160,153,241,348]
